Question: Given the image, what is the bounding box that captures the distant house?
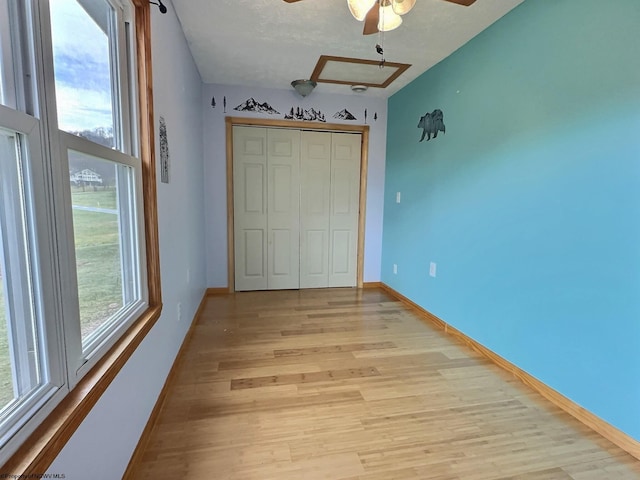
[70,169,103,185]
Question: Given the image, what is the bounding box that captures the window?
[64,143,145,355]
[0,126,46,416]
[0,105,65,465]
[49,0,144,357]
[0,0,159,470]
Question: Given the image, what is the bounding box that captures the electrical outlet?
[393,264,398,275]
[177,302,182,322]
[187,268,191,285]
[396,192,401,204]
[429,262,437,278]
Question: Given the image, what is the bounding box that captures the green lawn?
[0,276,11,408]
[71,189,123,341]
[0,188,122,408]
[70,187,117,210]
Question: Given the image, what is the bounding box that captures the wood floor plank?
[230,367,381,390]
[273,341,397,357]
[187,389,364,418]
[280,324,388,336]
[128,288,640,479]
[306,309,402,319]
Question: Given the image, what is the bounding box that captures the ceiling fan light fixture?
[347,0,377,21]
[378,2,403,32]
[291,79,317,97]
[391,0,416,15]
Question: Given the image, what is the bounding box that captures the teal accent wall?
[382,0,640,440]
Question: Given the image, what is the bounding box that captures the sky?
[50,0,114,133]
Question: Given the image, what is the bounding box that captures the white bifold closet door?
[233,126,360,291]
[300,131,361,288]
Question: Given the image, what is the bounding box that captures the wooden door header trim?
[226,116,370,134]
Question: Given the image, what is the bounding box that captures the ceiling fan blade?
[282,0,304,2]
[441,0,476,5]
[363,3,380,35]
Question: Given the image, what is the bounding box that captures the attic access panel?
[310,55,411,89]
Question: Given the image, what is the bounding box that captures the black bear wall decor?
[418,109,445,142]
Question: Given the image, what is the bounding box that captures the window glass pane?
[0,127,42,413]
[50,0,116,148]
[68,150,139,347]
[0,0,17,109]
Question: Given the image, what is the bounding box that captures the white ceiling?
[170,0,525,98]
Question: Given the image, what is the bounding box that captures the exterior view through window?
[0,260,7,407]
[50,0,116,147]
[66,151,139,344]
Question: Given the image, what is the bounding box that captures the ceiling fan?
[283,0,477,35]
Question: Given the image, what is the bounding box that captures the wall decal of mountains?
[234,98,280,115]
[284,106,326,122]
[333,109,357,121]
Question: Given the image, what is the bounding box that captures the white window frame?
[0,106,66,468]
[58,132,148,385]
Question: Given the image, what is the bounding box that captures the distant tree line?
[68,127,117,188]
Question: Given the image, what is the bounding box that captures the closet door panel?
[233,126,268,291]
[267,129,300,289]
[329,133,361,287]
[300,131,331,288]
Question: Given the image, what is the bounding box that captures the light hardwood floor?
[130,288,640,479]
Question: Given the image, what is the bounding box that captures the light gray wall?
[202,84,388,287]
[48,2,206,478]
